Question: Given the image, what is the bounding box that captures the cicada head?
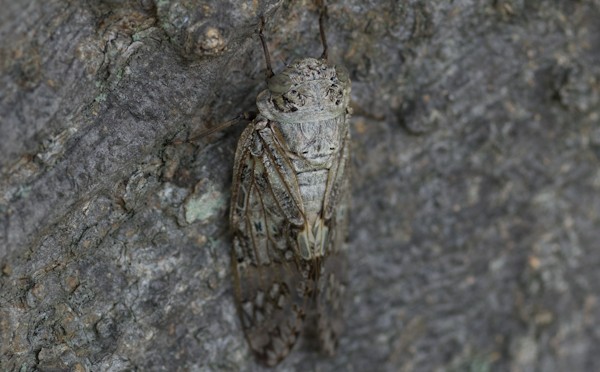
[257,58,351,123]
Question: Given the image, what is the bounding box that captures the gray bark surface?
[1,0,599,371]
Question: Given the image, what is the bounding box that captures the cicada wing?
[316,128,351,355]
[230,120,311,366]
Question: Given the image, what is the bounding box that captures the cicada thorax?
[257,58,351,123]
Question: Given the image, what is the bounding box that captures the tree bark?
[1,0,599,371]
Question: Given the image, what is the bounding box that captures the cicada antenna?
[258,16,275,79]
[317,0,328,60]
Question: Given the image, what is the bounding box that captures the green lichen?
[94,93,107,103]
[184,187,226,224]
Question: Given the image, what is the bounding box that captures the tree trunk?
[1,0,599,370]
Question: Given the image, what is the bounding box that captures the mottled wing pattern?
[230,119,312,366]
[316,128,350,355]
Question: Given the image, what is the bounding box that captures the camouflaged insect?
[229,10,351,367]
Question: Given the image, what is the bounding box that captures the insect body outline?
[229,2,351,366]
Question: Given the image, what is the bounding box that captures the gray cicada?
[230,2,351,367]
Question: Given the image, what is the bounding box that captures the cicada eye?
[267,73,293,94]
[334,65,350,85]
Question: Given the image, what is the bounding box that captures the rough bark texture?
[1,0,599,371]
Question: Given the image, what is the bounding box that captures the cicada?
[229,3,351,367]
